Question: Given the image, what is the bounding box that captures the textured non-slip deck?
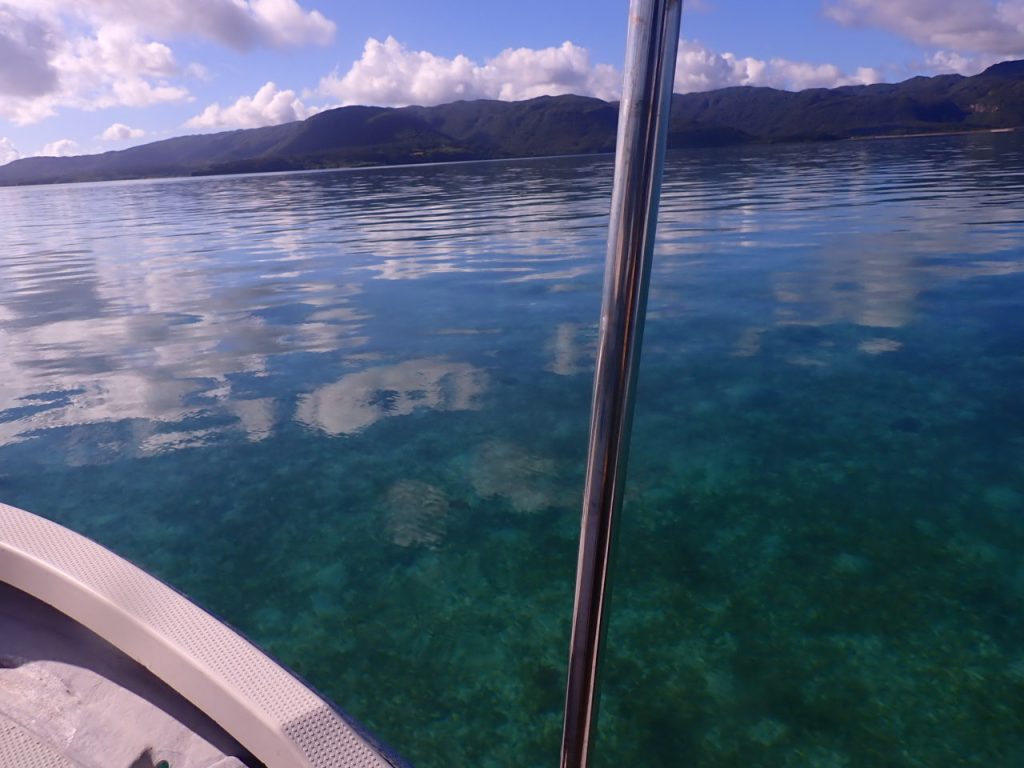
[0,502,397,768]
[0,711,81,768]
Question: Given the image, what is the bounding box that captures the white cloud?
[923,50,1004,75]
[482,42,620,101]
[826,0,1024,60]
[674,39,882,93]
[101,122,146,140]
[39,138,78,156]
[0,137,21,164]
[319,38,482,106]
[4,0,335,51]
[317,37,620,108]
[51,23,190,109]
[0,8,191,124]
[186,81,314,129]
[0,0,336,125]
[316,37,880,111]
[0,6,59,97]
[243,0,335,47]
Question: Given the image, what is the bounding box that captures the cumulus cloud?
[316,36,880,110]
[39,138,79,156]
[483,42,620,101]
[317,37,621,107]
[0,137,20,164]
[50,23,190,111]
[0,0,337,124]
[0,6,59,97]
[186,81,314,129]
[923,50,1004,75]
[101,122,146,140]
[674,39,882,92]
[189,39,622,130]
[5,0,335,50]
[0,7,191,124]
[826,0,1024,60]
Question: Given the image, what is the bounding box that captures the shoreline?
[851,127,1017,141]
[3,127,1019,190]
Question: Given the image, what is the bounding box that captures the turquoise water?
[2,133,1024,766]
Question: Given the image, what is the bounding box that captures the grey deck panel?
[0,580,253,768]
[0,502,397,768]
[0,711,82,768]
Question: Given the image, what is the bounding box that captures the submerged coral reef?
[2,134,1023,767]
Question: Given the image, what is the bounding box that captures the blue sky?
[1,0,1022,163]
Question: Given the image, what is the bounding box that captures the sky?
[1,0,1022,163]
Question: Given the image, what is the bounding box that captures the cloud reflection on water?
[1,135,1022,461]
[651,134,1024,360]
[0,159,607,459]
[296,358,488,436]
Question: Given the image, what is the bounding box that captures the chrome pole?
[559,2,682,767]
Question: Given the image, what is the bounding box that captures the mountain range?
[2,59,1021,187]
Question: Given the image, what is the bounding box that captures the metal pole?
[559,2,682,767]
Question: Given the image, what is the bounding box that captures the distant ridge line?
[1,59,1022,187]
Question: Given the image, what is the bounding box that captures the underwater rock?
[749,387,783,410]
[889,416,922,433]
[747,717,787,746]
[832,552,870,575]
[467,440,566,514]
[383,479,449,548]
[983,484,1022,512]
[858,337,902,355]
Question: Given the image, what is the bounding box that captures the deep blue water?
[2,133,1024,767]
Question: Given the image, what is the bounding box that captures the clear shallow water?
[2,133,1024,766]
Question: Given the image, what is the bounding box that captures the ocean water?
[2,132,1023,767]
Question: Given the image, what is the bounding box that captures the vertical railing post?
[559,2,682,767]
